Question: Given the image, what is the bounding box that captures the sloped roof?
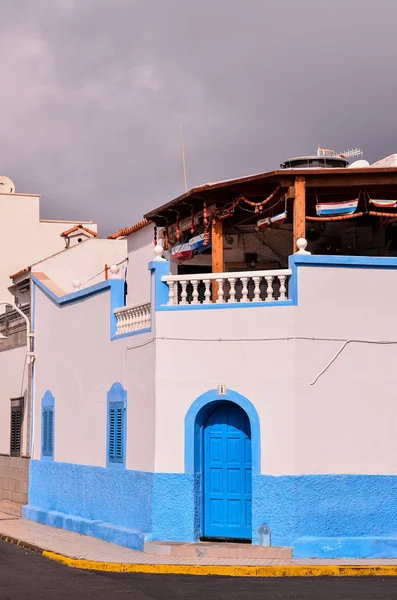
[107,219,150,239]
[60,224,98,238]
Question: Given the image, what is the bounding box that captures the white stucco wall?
[1,191,97,303]
[32,239,127,294]
[31,258,397,479]
[32,285,155,471]
[126,224,155,305]
[0,346,28,455]
[153,263,397,476]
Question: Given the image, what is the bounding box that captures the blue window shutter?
[108,406,116,461]
[41,391,55,461]
[42,407,54,457]
[48,410,54,454]
[109,401,124,464]
[107,383,126,468]
[42,410,49,455]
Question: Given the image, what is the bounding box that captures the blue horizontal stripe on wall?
[151,473,200,542]
[24,460,199,549]
[253,474,397,558]
[24,460,397,557]
[26,460,154,540]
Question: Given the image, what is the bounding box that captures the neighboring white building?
[0,179,120,516]
[0,181,97,305]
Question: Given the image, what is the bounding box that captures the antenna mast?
[180,124,188,193]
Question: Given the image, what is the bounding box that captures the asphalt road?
[1,540,397,600]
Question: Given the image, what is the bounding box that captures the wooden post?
[293,177,306,253]
[212,219,224,301]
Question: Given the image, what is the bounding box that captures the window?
[41,391,55,460]
[107,383,126,468]
[10,398,23,457]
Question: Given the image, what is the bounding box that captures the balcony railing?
[114,302,151,334]
[161,269,292,305]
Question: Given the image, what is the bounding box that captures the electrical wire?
[125,335,397,386]
[79,257,128,287]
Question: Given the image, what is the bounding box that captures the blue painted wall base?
[252,474,397,558]
[22,505,149,551]
[294,537,397,559]
[24,460,198,550]
[25,461,397,558]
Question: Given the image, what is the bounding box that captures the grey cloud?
[0,0,396,234]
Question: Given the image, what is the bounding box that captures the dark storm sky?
[1,0,396,234]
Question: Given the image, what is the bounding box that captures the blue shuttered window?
[108,401,124,463]
[42,407,54,456]
[41,391,55,460]
[107,383,127,468]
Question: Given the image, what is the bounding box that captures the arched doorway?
[203,402,252,540]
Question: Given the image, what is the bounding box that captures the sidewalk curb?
[2,533,397,577]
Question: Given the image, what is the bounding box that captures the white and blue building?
[20,164,397,559]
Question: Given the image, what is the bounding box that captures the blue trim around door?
[185,389,261,475]
[184,388,260,540]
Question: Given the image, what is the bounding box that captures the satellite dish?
[347,159,370,169]
[0,176,15,194]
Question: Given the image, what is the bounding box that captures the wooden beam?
[166,205,217,239]
[305,173,397,188]
[293,177,306,252]
[212,219,224,301]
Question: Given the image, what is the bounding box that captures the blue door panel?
[204,403,252,539]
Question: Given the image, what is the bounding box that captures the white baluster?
[265,276,274,301]
[121,310,128,333]
[241,277,249,303]
[203,279,211,304]
[191,279,199,305]
[228,278,236,303]
[216,278,225,303]
[138,307,144,330]
[144,307,149,328]
[181,280,188,305]
[278,275,287,300]
[168,281,175,305]
[132,308,138,331]
[253,276,261,302]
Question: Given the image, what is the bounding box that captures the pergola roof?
[144,167,397,226]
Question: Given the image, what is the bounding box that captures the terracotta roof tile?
[9,266,30,280]
[61,224,98,237]
[107,219,150,239]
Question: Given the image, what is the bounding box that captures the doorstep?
[144,540,292,559]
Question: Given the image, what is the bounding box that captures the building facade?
[0,181,99,515]
[21,236,397,559]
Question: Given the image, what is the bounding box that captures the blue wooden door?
[203,403,252,539]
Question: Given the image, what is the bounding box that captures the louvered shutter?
[42,407,54,457]
[108,401,124,463]
[48,410,54,454]
[10,406,22,457]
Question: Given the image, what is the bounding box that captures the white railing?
[161,270,292,305]
[114,302,151,334]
